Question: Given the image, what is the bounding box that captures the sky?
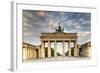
[22,10,91,49]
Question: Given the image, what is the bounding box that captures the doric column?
[62,40,65,57]
[41,40,45,58]
[29,47,31,59]
[27,47,29,59]
[48,40,51,58]
[23,45,27,60]
[68,40,71,57]
[26,47,28,59]
[26,47,27,59]
[29,46,31,59]
[32,47,33,59]
[88,45,91,57]
[30,47,32,59]
[54,40,57,58]
[74,40,79,57]
[38,46,41,58]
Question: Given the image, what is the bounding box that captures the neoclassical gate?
[39,32,79,58]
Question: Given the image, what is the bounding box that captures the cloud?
[22,10,91,45]
[47,19,58,29]
[75,25,81,29]
[77,31,91,44]
[23,22,32,27]
[36,11,48,16]
[23,17,28,22]
[23,27,28,32]
[78,31,90,37]
[74,22,81,31]
[23,31,33,36]
[23,10,34,20]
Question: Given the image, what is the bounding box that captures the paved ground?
[23,56,91,63]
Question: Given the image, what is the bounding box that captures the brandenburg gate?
[40,23,79,58]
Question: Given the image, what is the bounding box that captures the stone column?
[74,40,79,57]
[54,40,57,58]
[68,40,71,57]
[38,46,41,58]
[26,47,28,59]
[29,47,31,59]
[32,47,34,59]
[88,45,91,57]
[27,47,29,59]
[23,45,27,60]
[48,40,51,58]
[41,40,45,58]
[30,46,32,59]
[62,40,65,57]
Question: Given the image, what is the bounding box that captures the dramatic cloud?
[36,11,48,16]
[78,31,90,38]
[22,10,91,45]
[77,31,91,44]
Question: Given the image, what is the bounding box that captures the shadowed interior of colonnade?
[44,41,75,58]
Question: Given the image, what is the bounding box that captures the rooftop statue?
[55,22,64,32]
